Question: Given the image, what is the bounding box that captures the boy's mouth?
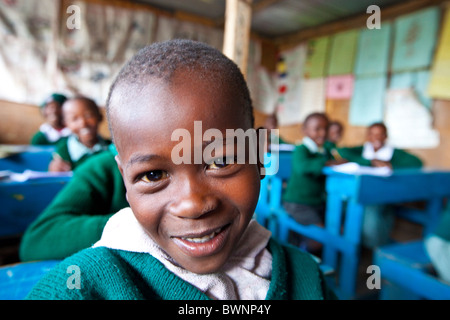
[171,223,231,258]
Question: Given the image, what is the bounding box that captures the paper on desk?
[8,170,73,182]
[330,162,393,176]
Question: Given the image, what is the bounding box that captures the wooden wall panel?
[0,100,111,145]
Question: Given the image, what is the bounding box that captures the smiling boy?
[26,40,335,300]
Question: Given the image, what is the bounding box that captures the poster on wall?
[354,23,391,76]
[297,78,326,123]
[327,29,358,76]
[303,36,329,79]
[349,75,387,126]
[390,70,432,109]
[385,88,439,149]
[391,7,439,72]
[428,8,450,100]
[326,74,354,99]
[276,43,307,126]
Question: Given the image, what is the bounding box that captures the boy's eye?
[140,170,168,183]
[207,157,232,170]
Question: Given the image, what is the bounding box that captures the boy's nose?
[167,180,219,219]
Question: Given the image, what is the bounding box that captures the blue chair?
[0,260,60,299]
[374,240,450,300]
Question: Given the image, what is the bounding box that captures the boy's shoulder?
[268,239,336,300]
[26,247,209,300]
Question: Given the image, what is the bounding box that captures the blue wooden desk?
[0,176,71,237]
[0,145,55,172]
[323,167,450,299]
[255,150,450,299]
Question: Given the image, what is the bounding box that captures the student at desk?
[30,93,71,146]
[20,145,128,261]
[336,122,423,170]
[48,96,111,172]
[336,122,423,248]
[282,112,345,250]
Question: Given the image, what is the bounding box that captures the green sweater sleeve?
[30,131,51,146]
[336,146,372,166]
[291,145,328,176]
[19,151,128,261]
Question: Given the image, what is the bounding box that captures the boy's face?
[367,125,387,151]
[113,72,261,274]
[43,101,63,129]
[303,116,328,147]
[63,100,101,147]
[327,124,342,144]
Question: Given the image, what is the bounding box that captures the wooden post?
[223,0,253,78]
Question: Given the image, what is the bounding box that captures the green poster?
[303,36,329,78]
[327,29,359,76]
[391,7,440,72]
[354,23,392,76]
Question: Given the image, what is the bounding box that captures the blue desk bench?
[374,240,450,300]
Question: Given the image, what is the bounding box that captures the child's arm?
[20,151,128,261]
[48,153,72,172]
[336,146,372,166]
[291,145,329,176]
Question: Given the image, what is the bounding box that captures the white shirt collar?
[94,208,272,300]
[302,136,325,154]
[67,134,108,162]
[362,141,394,161]
[40,123,71,142]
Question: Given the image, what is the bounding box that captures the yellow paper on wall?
[428,8,450,99]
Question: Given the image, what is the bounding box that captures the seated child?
[26,39,336,300]
[337,122,423,248]
[30,93,71,145]
[48,96,111,172]
[336,122,422,169]
[20,144,127,262]
[283,112,345,229]
[326,120,344,147]
[425,203,450,284]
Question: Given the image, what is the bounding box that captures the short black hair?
[63,95,103,121]
[368,122,388,135]
[106,39,254,139]
[303,112,329,127]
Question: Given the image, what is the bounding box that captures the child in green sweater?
[30,93,71,145]
[48,96,111,172]
[337,122,423,248]
[282,113,345,251]
[283,113,344,226]
[26,40,336,300]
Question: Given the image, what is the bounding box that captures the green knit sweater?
[336,146,423,169]
[53,136,112,170]
[26,239,336,300]
[282,143,334,206]
[19,150,128,262]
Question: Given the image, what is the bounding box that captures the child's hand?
[48,156,72,172]
[371,159,392,169]
[325,159,348,166]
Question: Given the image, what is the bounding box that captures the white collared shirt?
[362,142,394,161]
[302,136,325,154]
